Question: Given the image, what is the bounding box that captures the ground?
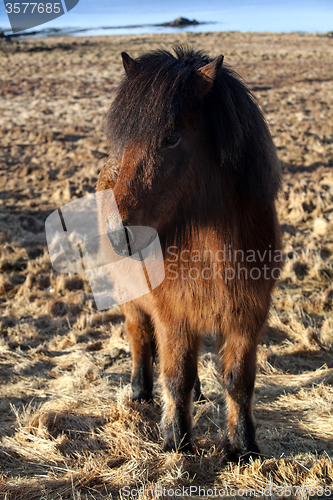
[0,31,332,499]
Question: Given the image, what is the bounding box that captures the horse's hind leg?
[219,329,261,462]
[122,303,154,402]
[156,322,200,452]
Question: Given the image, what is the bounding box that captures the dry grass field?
[0,31,333,499]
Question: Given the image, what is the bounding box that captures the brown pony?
[97,47,282,461]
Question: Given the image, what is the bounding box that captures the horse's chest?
[154,259,233,331]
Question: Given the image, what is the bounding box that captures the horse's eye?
[162,134,180,147]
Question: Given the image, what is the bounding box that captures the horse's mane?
[106,47,281,201]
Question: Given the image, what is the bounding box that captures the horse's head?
[103,49,224,243]
[99,47,281,256]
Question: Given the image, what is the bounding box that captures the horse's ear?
[121,52,136,76]
[195,55,224,97]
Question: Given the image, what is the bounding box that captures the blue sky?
[0,0,332,35]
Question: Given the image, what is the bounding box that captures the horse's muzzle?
[107,219,136,257]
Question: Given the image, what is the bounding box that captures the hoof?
[223,437,261,463]
[239,450,262,463]
[163,439,194,454]
[132,389,153,403]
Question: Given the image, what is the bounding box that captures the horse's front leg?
[156,321,200,452]
[122,303,154,402]
[219,329,261,462]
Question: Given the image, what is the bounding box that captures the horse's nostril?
[124,225,136,248]
[106,220,136,257]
